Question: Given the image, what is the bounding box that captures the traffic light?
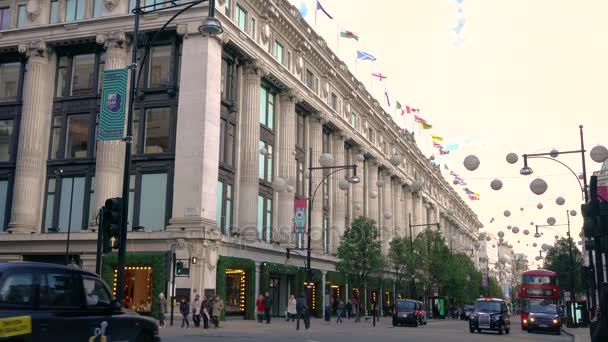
[176,261,184,275]
[581,265,596,290]
[102,197,123,253]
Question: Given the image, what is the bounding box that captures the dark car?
[463,305,474,320]
[0,262,160,342]
[393,299,419,327]
[523,299,561,334]
[469,298,511,335]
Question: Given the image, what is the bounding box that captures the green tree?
[544,237,584,294]
[488,277,504,299]
[388,238,413,293]
[337,217,383,313]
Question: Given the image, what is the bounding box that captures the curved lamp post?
[115,0,223,309]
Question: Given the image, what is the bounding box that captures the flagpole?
[336,26,340,58]
[315,5,318,31]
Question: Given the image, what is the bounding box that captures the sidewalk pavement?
[562,326,591,342]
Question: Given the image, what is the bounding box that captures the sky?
[290,0,608,265]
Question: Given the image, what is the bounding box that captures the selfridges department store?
[0,0,481,319]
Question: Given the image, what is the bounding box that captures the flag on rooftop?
[433,142,443,148]
[384,90,391,107]
[421,122,433,130]
[414,115,426,123]
[357,50,377,61]
[316,1,333,19]
[396,101,405,116]
[432,135,443,142]
[372,72,387,81]
[439,149,450,155]
[340,30,359,40]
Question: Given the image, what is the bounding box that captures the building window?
[16,5,26,28]
[350,112,358,128]
[225,0,231,17]
[144,107,171,154]
[219,118,235,167]
[65,114,90,158]
[147,45,171,88]
[93,0,104,17]
[259,86,274,130]
[274,41,284,65]
[296,160,304,196]
[220,56,236,103]
[0,62,20,102]
[330,93,338,111]
[287,51,292,71]
[216,180,233,234]
[251,17,256,38]
[44,176,89,232]
[296,113,305,148]
[57,53,101,97]
[305,69,314,89]
[97,53,106,94]
[258,141,273,182]
[323,216,329,254]
[65,0,86,22]
[50,1,59,24]
[0,7,10,30]
[0,180,8,230]
[257,195,272,242]
[236,5,246,31]
[138,173,167,231]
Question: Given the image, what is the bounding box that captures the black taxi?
[0,262,160,342]
[469,297,511,335]
[392,299,419,327]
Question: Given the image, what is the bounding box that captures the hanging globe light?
[411,179,424,192]
[286,185,295,193]
[549,149,559,158]
[530,178,548,195]
[369,190,378,199]
[453,179,459,185]
[485,236,492,242]
[376,179,385,188]
[504,210,511,217]
[507,225,512,230]
[384,211,392,220]
[319,153,334,167]
[430,155,435,161]
[570,210,577,217]
[497,231,504,238]
[389,153,402,166]
[547,217,556,225]
[554,235,559,240]
[523,229,530,236]
[354,204,362,211]
[590,145,608,163]
[271,177,286,192]
[512,227,520,234]
[520,207,524,211]
[530,222,534,226]
[506,153,518,164]
[356,153,365,162]
[556,196,565,206]
[537,203,544,209]
[338,179,350,191]
[474,241,481,249]
[463,155,480,171]
[533,242,537,247]
[259,147,268,155]
[490,179,503,190]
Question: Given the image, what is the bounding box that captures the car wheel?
[556,330,561,335]
[469,328,475,333]
[136,332,154,342]
[392,321,397,327]
[477,329,482,333]
[505,328,510,334]
[497,324,504,335]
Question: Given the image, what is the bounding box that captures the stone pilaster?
[392,178,403,239]
[367,161,378,224]
[235,61,264,237]
[412,192,422,237]
[403,185,413,239]
[8,41,55,234]
[331,134,346,255]
[90,32,129,229]
[309,115,324,252]
[168,32,223,231]
[350,149,364,219]
[380,172,393,254]
[275,89,297,244]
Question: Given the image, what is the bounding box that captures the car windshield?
[396,301,416,311]
[523,298,558,314]
[475,300,501,312]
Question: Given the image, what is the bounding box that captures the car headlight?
[552,319,559,324]
[492,315,501,320]
[529,317,535,322]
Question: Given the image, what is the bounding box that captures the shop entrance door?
[269,277,281,316]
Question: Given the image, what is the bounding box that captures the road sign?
[564,291,571,302]
[98,68,128,141]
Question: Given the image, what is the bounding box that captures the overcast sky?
[291,0,608,264]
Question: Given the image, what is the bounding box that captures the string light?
[226,269,246,313]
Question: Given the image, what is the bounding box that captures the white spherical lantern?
[579,173,585,180]
[520,207,524,211]
[508,244,513,249]
[506,153,518,164]
[533,242,537,247]
[376,179,385,188]
[390,153,402,166]
[590,145,608,163]
[354,204,362,211]
[463,155,480,171]
[549,149,559,158]
[259,147,267,155]
[507,225,512,230]
[492,244,496,248]
[453,180,459,185]
[535,256,541,261]
[542,244,549,251]
[498,231,505,238]
[338,179,350,191]
[411,180,424,192]
[547,217,556,226]
[369,190,378,199]
[578,241,583,246]
[384,211,392,220]
[430,155,436,161]
[554,235,559,240]
[537,203,544,209]
[530,178,548,195]
[512,227,520,234]
[319,153,334,167]
[530,222,534,226]
[556,196,565,206]
[570,210,577,217]
[271,177,286,192]
[523,229,530,236]
[474,241,481,249]
[504,210,511,217]
[490,179,503,190]
[356,153,365,162]
[486,235,492,241]
[286,185,295,193]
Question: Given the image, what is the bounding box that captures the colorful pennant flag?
[396,101,405,116]
[433,142,443,148]
[421,122,433,130]
[384,90,391,107]
[443,163,449,170]
[432,135,443,142]
[372,72,387,81]
[469,195,480,201]
[414,115,426,123]
[439,149,450,155]
[357,50,377,61]
[316,1,333,19]
[340,30,359,40]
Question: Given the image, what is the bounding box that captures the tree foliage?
[336,217,384,293]
[544,237,584,293]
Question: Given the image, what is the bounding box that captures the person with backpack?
[179,298,190,329]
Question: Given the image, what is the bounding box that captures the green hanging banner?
[98,68,128,141]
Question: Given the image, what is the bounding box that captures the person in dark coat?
[296,292,310,329]
[264,291,273,323]
[346,299,353,319]
[179,298,190,328]
[201,297,210,329]
[592,282,608,342]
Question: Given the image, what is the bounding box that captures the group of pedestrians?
[255,292,275,323]
[156,292,224,329]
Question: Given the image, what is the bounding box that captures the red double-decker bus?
[520,269,559,330]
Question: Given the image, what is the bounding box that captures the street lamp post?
[115,0,223,304]
[306,147,360,325]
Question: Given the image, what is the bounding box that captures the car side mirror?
[110,299,122,311]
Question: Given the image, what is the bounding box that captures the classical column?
[367,161,379,224]
[309,115,324,252]
[403,185,413,239]
[392,178,403,239]
[350,149,364,219]
[8,41,55,233]
[411,192,422,237]
[322,271,328,315]
[254,261,261,313]
[380,171,392,254]
[275,89,297,243]
[169,31,223,231]
[90,32,129,228]
[331,133,346,254]
[234,61,264,237]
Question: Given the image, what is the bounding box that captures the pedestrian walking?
[201,297,210,329]
[346,299,353,319]
[256,294,265,323]
[211,295,224,328]
[179,298,190,329]
[297,293,310,329]
[287,294,297,322]
[336,300,344,323]
[592,282,608,342]
[192,294,201,327]
[158,293,167,328]
[264,291,273,324]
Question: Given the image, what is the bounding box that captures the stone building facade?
[0,0,481,317]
